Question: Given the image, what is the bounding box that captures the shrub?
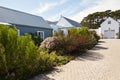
[52,27,98,54]
[53,29,64,37]
[68,27,97,51]
[30,33,43,46]
[40,37,61,53]
[37,49,56,71]
[89,30,100,42]
[53,29,79,54]
[54,55,74,65]
[40,27,98,56]
[0,24,56,80]
[80,36,97,50]
[0,24,38,79]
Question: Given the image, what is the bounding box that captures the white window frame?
[37,31,44,39]
[17,29,20,36]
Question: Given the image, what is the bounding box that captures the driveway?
[31,39,120,80]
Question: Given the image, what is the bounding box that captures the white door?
[104,30,115,39]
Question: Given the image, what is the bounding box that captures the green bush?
[43,27,98,55]
[0,24,56,80]
[89,30,100,42]
[55,55,74,65]
[37,49,56,71]
[53,30,77,54]
[30,33,43,46]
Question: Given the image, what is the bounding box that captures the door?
[37,31,44,39]
[104,30,115,39]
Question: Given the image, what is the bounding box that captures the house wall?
[57,18,73,27]
[60,28,68,35]
[119,27,120,38]
[51,25,59,33]
[100,17,119,39]
[100,17,119,34]
[89,29,100,35]
[14,24,53,39]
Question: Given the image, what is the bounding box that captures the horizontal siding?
[14,24,52,39]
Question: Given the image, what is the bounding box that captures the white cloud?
[32,0,68,14]
[32,3,57,14]
[48,9,71,21]
[59,0,68,5]
[79,0,95,6]
[47,0,99,21]
[70,0,120,22]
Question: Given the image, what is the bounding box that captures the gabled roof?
[0,6,51,29]
[100,17,119,27]
[56,16,81,28]
[47,21,58,25]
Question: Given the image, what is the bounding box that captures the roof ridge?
[0,6,42,18]
[63,16,79,23]
[62,16,81,27]
[0,6,51,29]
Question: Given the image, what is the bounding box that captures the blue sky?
[0,0,120,22]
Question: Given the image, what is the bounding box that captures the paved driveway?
[31,39,120,80]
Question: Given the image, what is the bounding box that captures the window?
[108,21,111,24]
[111,30,115,31]
[37,31,44,39]
[104,30,108,32]
[17,29,20,36]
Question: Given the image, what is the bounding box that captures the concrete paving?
[31,39,120,80]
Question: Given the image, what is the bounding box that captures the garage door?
[104,30,115,39]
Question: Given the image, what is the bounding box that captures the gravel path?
[31,39,120,80]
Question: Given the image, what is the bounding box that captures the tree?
[81,9,120,29]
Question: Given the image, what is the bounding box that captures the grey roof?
[57,16,81,28]
[0,6,51,29]
[47,21,58,25]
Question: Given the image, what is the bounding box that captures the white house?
[47,21,58,33]
[92,17,120,39]
[55,16,81,35]
[99,17,120,39]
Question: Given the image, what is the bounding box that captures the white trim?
[37,31,44,39]
[17,29,20,36]
[0,22,11,25]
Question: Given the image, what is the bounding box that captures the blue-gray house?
[0,6,52,39]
